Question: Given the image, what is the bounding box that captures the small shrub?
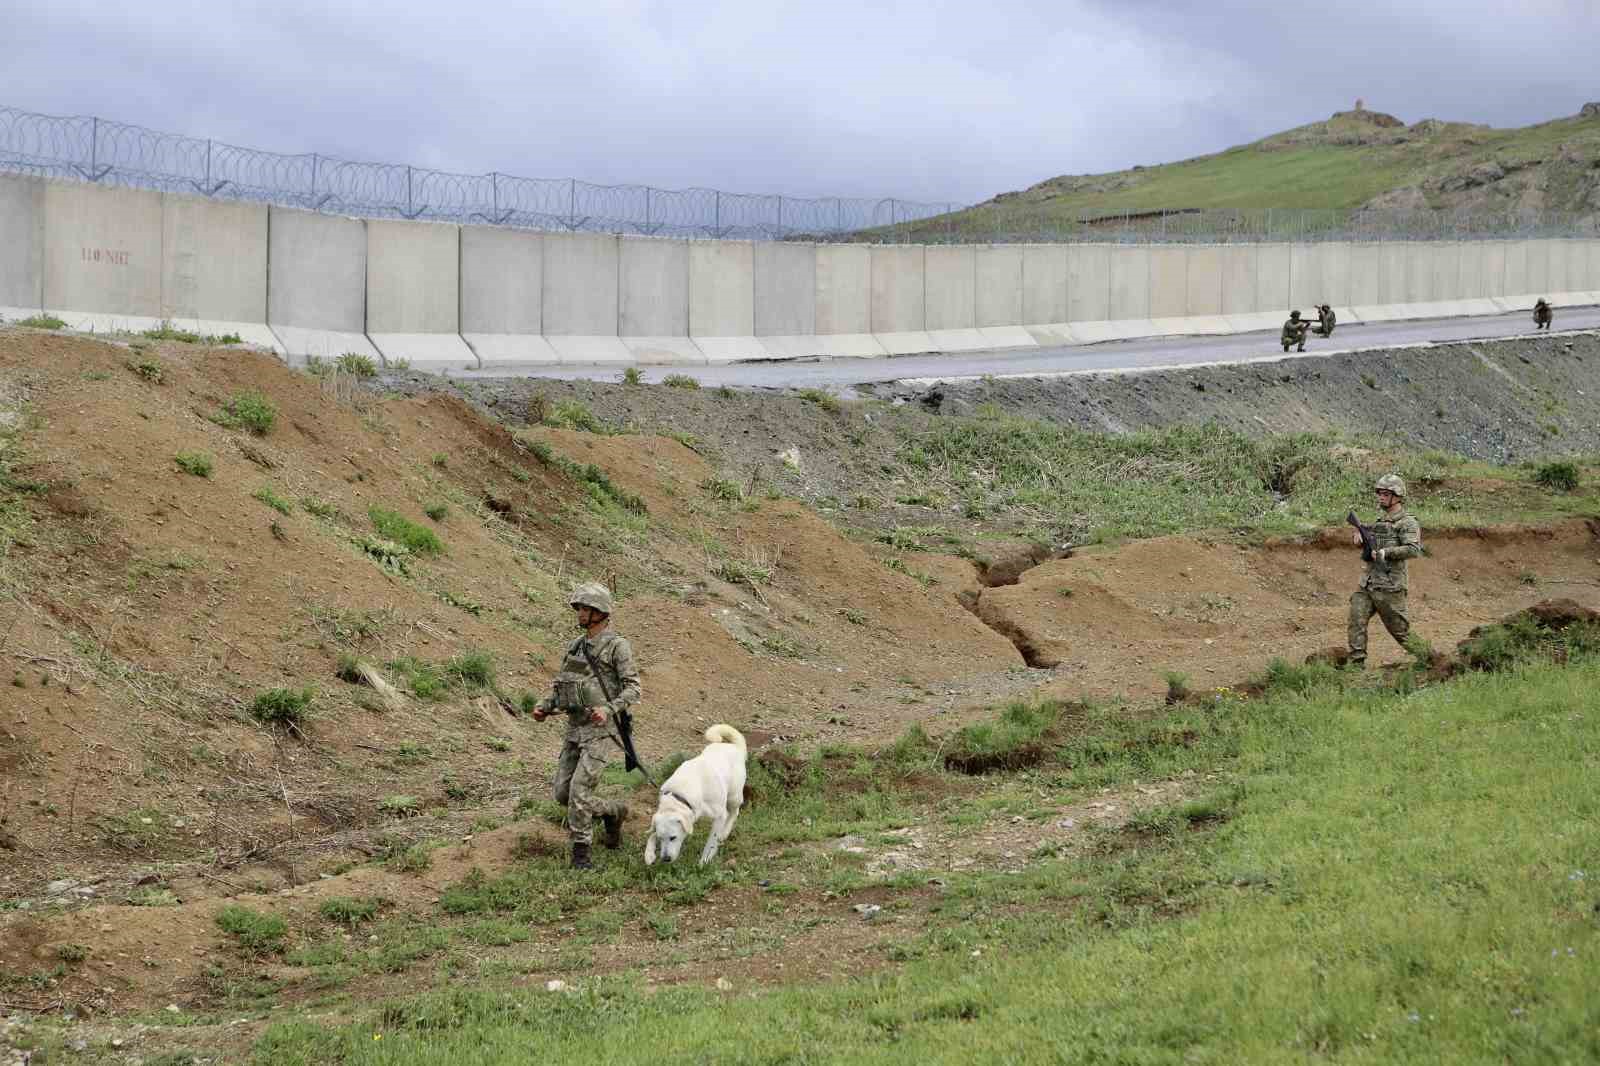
[174,451,214,478]
[444,650,495,690]
[715,385,735,400]
[336,352,378,378]
[318,897,384,926]
[55,943,89,964]
[301,498,340,520]
[839,607,867,626]
[798,388,841,413]
[220,391,278,436]
[380,795,422,817]
[253,486,292,515]
[619,366,644,386]
[17,313,67,330]
[358,536,410,574]
[431,453,448,468]
[388,843,434,872]
[127,357,165,383]
[547,400,607,434]
[1164,671,1191,704]
[249,687,313,726]
[424,502,448,522]
[1534,461,1580,493]
[702,476,743,502]
[662,374,700,389]
[369,507,445,555]
[215,905,288,955]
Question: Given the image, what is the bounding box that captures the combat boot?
[571,842,593,870]
[601,809,627,850]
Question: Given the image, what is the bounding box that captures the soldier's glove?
[1373,548,1388,563]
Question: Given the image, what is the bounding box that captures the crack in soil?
[958,543,1070,668]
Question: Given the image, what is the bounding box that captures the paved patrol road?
[460,307,1600,391]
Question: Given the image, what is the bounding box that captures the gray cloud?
[7,0,1599,203]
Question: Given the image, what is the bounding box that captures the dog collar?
[661,788,693,810]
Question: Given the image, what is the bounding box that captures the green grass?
[14,313,67,330]
[217,391,278,436]
[173,451,214,478]
[250,648,1600,1064]
[898,418,1600,543]
[662,374,700,389]
[249,687,313,726]
[522,437,647,519]
[141,321,242,345]
[337,353,379,378]
[215,905,289,956]
[544,400,609,434]
[369,507,445,555]
[252,486,293,515]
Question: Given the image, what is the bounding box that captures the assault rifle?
[578,640,656,787]
[1346,510,1376,563]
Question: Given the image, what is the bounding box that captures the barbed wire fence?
[2,105,1596,245]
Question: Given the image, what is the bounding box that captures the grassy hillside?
[896,108,1600,241]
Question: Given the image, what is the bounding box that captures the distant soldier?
[1533,298,1553,330]
[528,583,640,869]
[1312,303,1337,337]
[1281,310,1309,353]
[1347,474,1425,668]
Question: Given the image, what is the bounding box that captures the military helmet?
[1290,310,1301,320]
[568,582,614,615]
[1373,474,1406,497]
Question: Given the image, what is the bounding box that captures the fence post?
[89,116,99,181]
[714,190,721,237]
[406,165,413,218]
[569,178,576,230]
[204,139,212,193]
[311,153,319,204]
[776,194,783,237]
[492,172,499,220]
[644,186,651,234]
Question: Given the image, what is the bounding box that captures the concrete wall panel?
[543,233,619,338]
[1185,245,1223,316]
[1587,240,1600,291]
[689,239,754,337]
[1347,244,1381,306]
[1374,244,1406,304]
[619,237,689,337]
[923,245,975,330]
[754,242,815,337]
[869,245,925,333]
[976,245,1024,327]
[1020,244,1068,324]
[1255,244,1291,313]
[43,182,163,323]
[1503,241,1529,297]
[815,244,872,336]
[1108,245,1150,320]
[1478,242,1506,298]
[1066,244,1111,322]
[1524,239,1550,297]
[1219,245,1257,314]
[460,226,542,336]
[0,175,45,314]
[267,207,367,333]
[1147,246,1187,318]
[1457,243,1485,299]
[160,195,268,330]
[366,220,459,333]
[1431,242,1462,301]
[1403,244,1435,304]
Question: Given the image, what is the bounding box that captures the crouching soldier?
[1281,310,1309,352]
[1313,303,1336,337]
[528,583,639,869]
[1348,475,1425,668]
[1533,298,1553,331]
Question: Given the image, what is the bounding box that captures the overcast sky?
[8,0,1599,204]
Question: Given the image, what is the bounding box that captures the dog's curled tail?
[704,724,746,752]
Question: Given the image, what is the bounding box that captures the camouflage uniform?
[1281,313,1308,352]
[1348,495,1424,666]
[1533,300,1552,330]
[1313,304,1336,337]
[535,602,641,849]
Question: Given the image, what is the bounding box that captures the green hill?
[904,106,1600,241]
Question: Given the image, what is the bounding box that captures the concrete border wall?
[460,226,557,367]
[43,182,164,332]
[10,174,1600,368]
[366,219,475,371]
[266,207,379,361]
[159,196,277,349]
[0,176,45,318]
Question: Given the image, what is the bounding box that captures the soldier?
[1281,310,1309,353]
[1533,298,1553,331]
[528,583,640,869]
[1348,474,1425,668]
[1313,303,1337,338]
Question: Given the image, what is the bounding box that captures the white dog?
[644,724,747,865]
